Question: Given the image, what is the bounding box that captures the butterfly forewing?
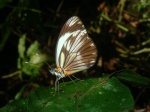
[56,16,97,76]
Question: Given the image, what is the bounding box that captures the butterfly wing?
[55,16,97,76]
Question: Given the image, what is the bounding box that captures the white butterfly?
[49,16,97,87]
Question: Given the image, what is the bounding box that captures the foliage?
[0,76,134,112]
[90,0,150,72]
[0,0,150,111]
[17,34,48,79]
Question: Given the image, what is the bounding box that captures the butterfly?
[49,16,97,88]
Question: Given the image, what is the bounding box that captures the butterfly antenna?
[45,62,52,70]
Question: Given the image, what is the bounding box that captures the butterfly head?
[49,68,65,80]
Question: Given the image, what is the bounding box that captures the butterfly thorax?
[49,68,65,80]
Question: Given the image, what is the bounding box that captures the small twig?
[80,69,126,98]
[118,0,126,22]
[1,70,20,79]
[134,88,146,108]
[132,48,150,55]
[56,0,64,14]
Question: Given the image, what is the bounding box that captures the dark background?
[0,0,150,110]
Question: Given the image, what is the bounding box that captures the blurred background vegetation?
[0,0,150,111]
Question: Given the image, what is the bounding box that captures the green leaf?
[17,39,42,77]
[17,58,21,69]
[114,69,150,87]
[22,63,40,77]
[17,39,47,77]
[18,34,26,58]
[14,84,28,100]
[0,99,28,112]
[0,77,134,112]
[26,41,40,57]
[29,53,48,65]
